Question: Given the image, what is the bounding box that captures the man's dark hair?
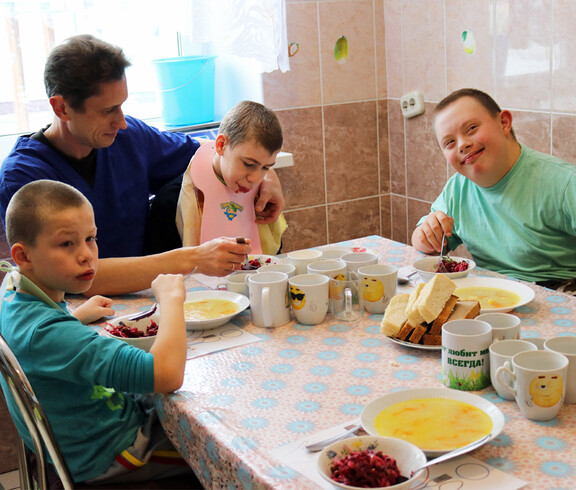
[44,34,131,111]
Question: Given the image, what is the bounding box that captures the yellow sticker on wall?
[462,30,476,54]
[334,35,348,64]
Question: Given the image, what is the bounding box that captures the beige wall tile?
[324,101,379,202]
[380,193,392,239]
[275,107,326,209]
[552,114,576,164]
[375,0,387,99]
[407,198,433,242]
[391,195,407,244]
[378,99,390,194]
[327,196,381,243]
[493,0,553,110]
[552,0,576,113]
[512,110,551,155]
[263,2,321,109]
[384,0,403,98]
[319,0,377,104]
[445,0,494,96]
[402,0,445,101]
[388,99,406,195]
[405,102,447,202]
[282,207,328,253]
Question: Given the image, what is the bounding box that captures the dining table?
[80,235,576,489]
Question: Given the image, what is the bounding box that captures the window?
[0,0,288,136]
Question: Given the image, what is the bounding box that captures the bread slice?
[417,274,457,323]
[422,334,442,346]
[429,295,459,335]
[396,322,414,341]
[409,324,427,344]
[446,300,480,322]
[380,294,410,337]
[405,283,426,325]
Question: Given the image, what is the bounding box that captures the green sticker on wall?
[334,35,348,64]
[462,30,476,54]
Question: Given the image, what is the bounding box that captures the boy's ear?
[11,243,32,270]
[214,134,227,156]
[49,95,70,121]
[499,110,513,135]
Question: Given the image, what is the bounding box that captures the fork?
[305,423,362,452]
[128,303,157,321]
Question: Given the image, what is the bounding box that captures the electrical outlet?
[400,91,425,118]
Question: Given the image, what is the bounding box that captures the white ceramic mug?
[525,338,546,350]
[496,350,568,420]
[477,312,521,341]
[329,277,364,322]
[319,248,350,260]
[545,336,576,404]
[257,263,296,278]
[489,339,538,400]
[441,319,492,391]
[357,264,397,314]
[286,249,323,275]
[217,271,255,297]
[340,252,379,274]
[248,271,290,328]
[289,274,329,325]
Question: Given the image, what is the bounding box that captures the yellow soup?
[455,286,520,310]
[183,299,238,321]
[374,398,492,451]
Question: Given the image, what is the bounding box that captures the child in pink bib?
[176,101,287,255]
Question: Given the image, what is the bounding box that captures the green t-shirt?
[420,145,576,282]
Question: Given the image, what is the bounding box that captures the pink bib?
[190,143,262,253]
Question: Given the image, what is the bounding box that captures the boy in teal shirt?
[412,88,576,290]
[0,180,198,484]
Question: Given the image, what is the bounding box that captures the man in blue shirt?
[0,34,285,296]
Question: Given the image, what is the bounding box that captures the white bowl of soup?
[360,388,504,457]
[180,290,250,330]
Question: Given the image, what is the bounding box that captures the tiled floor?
[0,470,19,490]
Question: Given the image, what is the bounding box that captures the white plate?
[452,276,535,313]
[240,254,281,270]
[182,291,250,330]
[360,387,505,457]
[387,336,441,351]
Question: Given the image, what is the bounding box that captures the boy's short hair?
[44,34,131,112]
[6,180,90,247]
[434,88,516,139]
[218,101,283,154]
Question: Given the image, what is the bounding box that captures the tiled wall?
[270,0,576,252]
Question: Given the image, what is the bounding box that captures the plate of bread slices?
[380,274,480,350]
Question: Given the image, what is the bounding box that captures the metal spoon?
[397,270,416,285]
[128,303,157,321]
[411,433,491,477]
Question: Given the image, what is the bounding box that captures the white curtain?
[177,0,290,73]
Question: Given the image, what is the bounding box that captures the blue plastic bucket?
[152,55,216,127]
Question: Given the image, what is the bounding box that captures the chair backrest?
[0,332,74,490]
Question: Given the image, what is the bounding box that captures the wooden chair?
[0,333,203,489]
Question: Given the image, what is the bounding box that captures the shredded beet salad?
[435,257,469,273]
[105,320,158,338]
[329,447,408,487]
[241,257,273,270]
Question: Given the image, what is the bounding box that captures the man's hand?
[411,211,454,254]
[191,237,252,277]
[255,169,285,224]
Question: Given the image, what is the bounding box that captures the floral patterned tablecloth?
[93,236,576,489]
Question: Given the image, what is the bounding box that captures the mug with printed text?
[442,319,492,391]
